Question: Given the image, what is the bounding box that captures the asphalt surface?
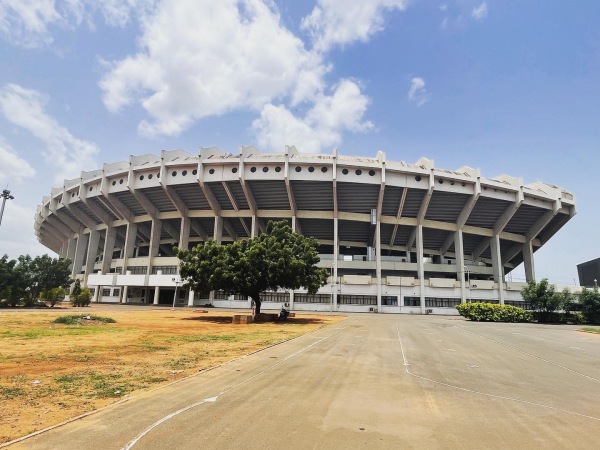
[7,314,600,449]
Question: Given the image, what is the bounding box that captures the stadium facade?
[35,146,576,314]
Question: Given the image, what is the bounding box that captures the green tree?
[579,287,600,324]
[177,220,329,314]
[30,255,72,301]
[77,288,93,307]
[521,278,563,322]
[44,286,66,307]
[70,279,82,306]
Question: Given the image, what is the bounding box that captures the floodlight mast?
[0,189,14,226]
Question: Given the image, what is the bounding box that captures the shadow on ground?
[181,315,327,325]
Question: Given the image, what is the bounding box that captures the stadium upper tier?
[34,146,576,312]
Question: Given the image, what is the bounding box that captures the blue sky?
[0,0,598,286]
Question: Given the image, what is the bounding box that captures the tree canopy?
[176,220,329,314]
[0,254,71,307]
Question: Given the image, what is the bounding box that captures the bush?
[53,314,116,325]
[70,287,92,307]
[579,287,600,325]
[456,302,532,323]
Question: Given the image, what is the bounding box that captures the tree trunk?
[252,294,262,315]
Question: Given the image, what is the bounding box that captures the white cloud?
[100,0,328,138]
[301,0,408,52]
[252,79,372,152]
[407,77,431,107]
[0,0,153,48]
[0,84,98,183]
[0,137,36,183]
[471,2,488,20]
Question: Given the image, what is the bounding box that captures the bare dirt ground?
[0,306,344,444]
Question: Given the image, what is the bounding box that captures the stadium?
[35,146,576,315]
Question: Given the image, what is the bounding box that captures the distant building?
[577,258,600,288]
[35,146,577,314]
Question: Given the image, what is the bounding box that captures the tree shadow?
[181,315,328,325]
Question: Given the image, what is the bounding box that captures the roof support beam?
[388,188,407,248]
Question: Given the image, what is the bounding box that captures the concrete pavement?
[7,314,599,449]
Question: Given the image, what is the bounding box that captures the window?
[113,289,120,297]
[233,294,248,301]
[338,295,377,305]
[504,300,532,310]
[382,296,398,306]
[425,297,461,308]
[102,288,111,296]
[127,266,147,274]
[214,291,228,300]
[404,296,420,306]
[295,293,330,304]
[151,266,177,274]
[261,292,289,302]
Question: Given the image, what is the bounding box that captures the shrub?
[70,286,92,307]
[53,314,116,325]
[579,287,600,325]
[456,302,532,323]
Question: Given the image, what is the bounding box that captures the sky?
[0,0,598,286]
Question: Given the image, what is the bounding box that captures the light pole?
[0,189,14,226]
[330,263,334,315]
[172,277,181,310]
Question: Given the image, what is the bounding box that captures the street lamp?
[172,277,181,310]
[0,189,14,226]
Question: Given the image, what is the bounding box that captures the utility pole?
[0,189,14,226]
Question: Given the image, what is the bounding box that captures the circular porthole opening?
[342,168,349,175]
[295,166,302,172]
[250,167,257,173]
[140,175,144,181]
[119,179,124,184]
[355,169,362,175]
[263,167,269,172]
[275,166,281,172]
[321,167,327,173]
[415,176,421,182]
[172,171,177,177]
[192,169,198,175]
[369,170,375,176]
[182,170,188,176]
[308,166,315,173]
[148,174,153,179]
[112,181,116,186]
[232,167,238,173]
[209,169,215,175]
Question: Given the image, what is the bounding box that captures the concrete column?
[333,217,339,310]
[92,286,100,303]
[490,234,505,304]
[375,220,382,313]
[179,216,191,252]
[148,219,162,275]
[101,226,117,274]
[72,233,89,278]
[121,285,128,303]
[455,230,467,303]
[214,216,223,244]
[122,222,138,274]
[66,237,77,265]
[153,287,160,305]
[416,225,425,314]
[289,291,294,310]
[187,289,195,307]
[251,215,257,238]
[59,241,68,258]
[523,240,535,282]
[291,215,298,232]
[84,230,101,285]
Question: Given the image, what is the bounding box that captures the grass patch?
[0,386,25,400]
[53,315,116,325]
[0,327,123,339]
[580,327,600,334]
[167,334,240,343]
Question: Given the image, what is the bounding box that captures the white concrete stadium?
[35,146,576,315]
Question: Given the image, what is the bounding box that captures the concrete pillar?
[214,216,223,244]
[59,241,68,258]
[148,219,162,275]
[187,289,195,307]
[101,226,117,274]
[121,285,128,304]
[416,225,425,314]
[72,234,89,278]
[66,237,77,265]
[289,291,294,310]
[375,220,382,312]
[92,286,100,303]
[251,215,257,238]
[84,230,101,285]
[153,287,160,305]
[455,230,467,303]
[179,216,191,252]
[333,217,339,310]
[523,240,535,282]
[122,222,138,273]
[490,234,505,304]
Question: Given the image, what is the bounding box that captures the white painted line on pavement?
[122,319,357,449]
[456,326,600,384]
[395,324,600,422]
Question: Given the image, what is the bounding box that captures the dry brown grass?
[0,306,344,443]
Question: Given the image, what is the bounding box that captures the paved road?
[8,315,600,449]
